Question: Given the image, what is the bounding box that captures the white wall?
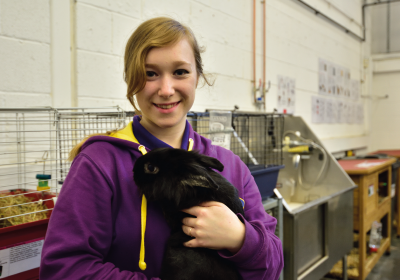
[0,0,52,107]
[369,53,400,152]
[1,0,376,154]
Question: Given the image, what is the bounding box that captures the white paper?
[328,63,337,96]
[277,75,296,114]
[0,239,44,278]
[209,111,232,150]
[337,100,345,123]
[336,65,344,97]
[356,103,364,124]
[356,162,383,168]
[347,102,356,124]
[351,80,360,100]
[318,58,329,96]
[312,96,326,123]
[344,68,351,98]
[325,99,337,123]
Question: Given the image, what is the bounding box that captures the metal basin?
[276,116,356,280]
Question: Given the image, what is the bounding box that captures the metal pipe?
[253,0,257,103]
[387,1,391,53]
[262,0,266,101]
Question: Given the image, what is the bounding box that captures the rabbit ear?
[197,154,224,172]
[191,165,219,190]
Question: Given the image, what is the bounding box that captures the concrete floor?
[322,228,400,280]
[365,232,400,280]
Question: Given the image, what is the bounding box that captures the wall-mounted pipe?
[253,0,257,104]
[262,0,266,102]
[252,0,268,105]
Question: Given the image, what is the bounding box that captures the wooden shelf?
[369,150,400,238]
[365,237,390,275]
[338,158,394,280]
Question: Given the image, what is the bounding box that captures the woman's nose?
[158,76,175,97]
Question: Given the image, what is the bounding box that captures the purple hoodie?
[40,116,283,279]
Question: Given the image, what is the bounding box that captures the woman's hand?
[181,201,245,254]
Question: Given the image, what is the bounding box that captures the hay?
[327,248,360,279]
[0,191,48,228]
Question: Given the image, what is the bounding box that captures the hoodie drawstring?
[137,138,194,271]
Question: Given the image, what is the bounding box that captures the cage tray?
[248,165,284,199]
[0,189,55,247]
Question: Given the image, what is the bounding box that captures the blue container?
[249,165,285,199]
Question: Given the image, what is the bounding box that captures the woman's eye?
[146,71,157,78]
[175,69,189,76]
[144,163,159,174]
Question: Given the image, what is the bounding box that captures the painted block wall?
[0,0,375,153]
[0,0,52,107]
[73,0,367,153]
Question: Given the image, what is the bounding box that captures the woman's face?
[136,38,198,134]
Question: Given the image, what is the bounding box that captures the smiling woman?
[124,17,212,114]
[136,39,198,148]
[39,17,284,280]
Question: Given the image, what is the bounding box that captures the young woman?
[40,17,283,279]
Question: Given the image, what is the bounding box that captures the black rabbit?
[133,147,244,280]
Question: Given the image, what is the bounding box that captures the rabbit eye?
[144,163,159,174]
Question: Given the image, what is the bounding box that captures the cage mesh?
[188,112,284,167]
[0,107,134,227]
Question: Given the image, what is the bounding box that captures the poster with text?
[328,62,337,96]
[356,103,364,124]
[319,58,329,96]
[0,239,44,279]
[336,65,345,97]
[344,68,351,98]
[347,102,356,123]
[351,80,360,100]
[325,99,338,123]
[277,75,296,114]
[312,96,326,123]
[337,100,345,123]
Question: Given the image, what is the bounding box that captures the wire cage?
[55,107,135,183]
[188,111,285,198]
[188,111,284,166]
[0,107,134,230]
[1,108,284,229]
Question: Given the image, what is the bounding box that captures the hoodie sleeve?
[39,154,160,280]
[218,160,284,280]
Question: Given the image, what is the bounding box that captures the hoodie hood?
[79,115,213,156]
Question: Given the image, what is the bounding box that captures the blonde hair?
[124,16,212,113]
[69,17,211,160]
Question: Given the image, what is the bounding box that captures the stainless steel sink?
[276,116,356,280]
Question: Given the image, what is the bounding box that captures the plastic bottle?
[369,221,382,253]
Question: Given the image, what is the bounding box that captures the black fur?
[133,148,244,280]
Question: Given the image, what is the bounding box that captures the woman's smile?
[154,101,181,112]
